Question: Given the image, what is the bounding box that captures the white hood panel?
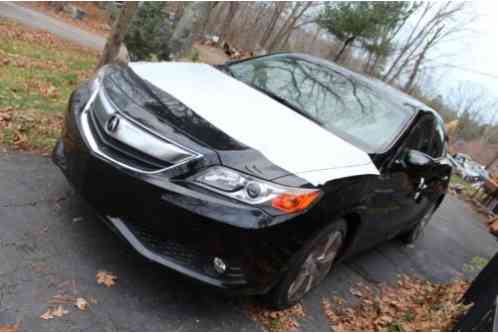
[129,62,379,186]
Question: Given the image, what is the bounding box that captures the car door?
[389,113,450,233]
[368,114,440,240]
[358,114,436,247]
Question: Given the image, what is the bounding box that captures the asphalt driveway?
[0,2,105,50]
[0,152,496,331]
[1,3,497,331]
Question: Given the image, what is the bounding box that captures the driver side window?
[404,116,434,156]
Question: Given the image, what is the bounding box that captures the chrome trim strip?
[80,88,202,174]
[99,89,202,160]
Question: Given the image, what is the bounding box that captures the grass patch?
[450,174,476,197]
[0,18,98,154]
[463,256,489,273]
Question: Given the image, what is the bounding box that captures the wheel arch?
[339,211,363,256]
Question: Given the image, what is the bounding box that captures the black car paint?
[104,66,298,183]
[52,54,451,295]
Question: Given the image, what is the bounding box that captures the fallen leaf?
[40,305,69,320]
[52,305,69,317]
[350,288,363,297]
[75,297,89,311]
[246,302,306,331]
[96,271,117,287]
[47,85,58,98]
[49,294,75,304]
[322,276,471,331]
[0,324,18,332]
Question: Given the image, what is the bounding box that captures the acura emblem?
[107,115,120,132]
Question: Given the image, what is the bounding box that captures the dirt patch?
[193,43,229,64]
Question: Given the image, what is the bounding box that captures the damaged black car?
[52,53,451,309]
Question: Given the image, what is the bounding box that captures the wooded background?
[102,1,498,169]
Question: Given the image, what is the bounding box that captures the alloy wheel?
[287,231,343,302]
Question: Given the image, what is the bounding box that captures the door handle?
[414,177,427,200]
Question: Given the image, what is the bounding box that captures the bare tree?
[259,2,288,49]
[448,83,498,142]
[382,2,474,86]
[97,2,138,69]
[403,25,444,92]
[219,2,241,41]
[266,2,314,52]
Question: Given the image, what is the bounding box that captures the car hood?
[126,62,379,186]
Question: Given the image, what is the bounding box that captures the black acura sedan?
[52,53,451,309]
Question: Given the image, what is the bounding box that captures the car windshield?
[228,54,417,153]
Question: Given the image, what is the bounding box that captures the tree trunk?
[203,2,219,32]
[309,27,321,51]
[259,3,285,49]
[403,52,423,92]
[369,53,383,75]
[403,26,443,91]
[334,36,355,62]
[208,3,225,34]
[169,2,213,59]
[363,51,375,73]
[97,2,138,69]
[381,3,433,82]
[279,29,293,50]
[220,2,240,41]
[266,2,312,53]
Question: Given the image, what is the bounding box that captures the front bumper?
[51,88,301,294]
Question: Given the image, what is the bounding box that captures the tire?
[400,204,436,244]
[265,219,347,310]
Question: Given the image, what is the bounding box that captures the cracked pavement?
[1,152,497,331]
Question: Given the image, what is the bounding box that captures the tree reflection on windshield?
[229,54,415,152]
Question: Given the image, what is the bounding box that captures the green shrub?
[124,3,174,61]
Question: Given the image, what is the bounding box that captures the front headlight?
[191,166,321,214]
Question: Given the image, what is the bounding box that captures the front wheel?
[265,219,347,310]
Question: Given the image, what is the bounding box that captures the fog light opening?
[213,257,227,275]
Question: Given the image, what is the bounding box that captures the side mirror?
[405,149,433,167]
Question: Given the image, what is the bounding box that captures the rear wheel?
[266,219,347,309]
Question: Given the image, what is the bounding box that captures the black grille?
[88,101,173,172]
[122,215,246,281]
[126,221,201,267]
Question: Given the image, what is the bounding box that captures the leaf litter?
[0,323,19,332]
[96,271,117,287]
[246,302,306,331]
[40,305,69,320]
[321,275,471,331]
